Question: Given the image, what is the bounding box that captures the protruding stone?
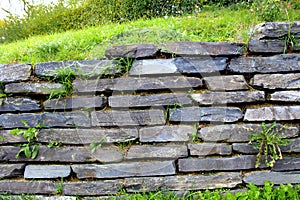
[91,110,165,127]
[272,157,300,171]
[125,172,242,192]
[162,42,245,56]
[126,145,188,159]
[251,73,300,89]
[188,143,232,156]
[0,181,57,194]
[0,164,25,179]
[244,171,300,185]
[169,107,243,123]
[24,165,71,179]
[0,98,41,112]
[204,75,249,91]
[109,94,192,108]
[0,64,31,83]
[5,83,64,95]
[270,91,300,102]
[191,91,264,105]
[72,161,176,179]
[139,125,192,142]
[105,44,158,59]
[248,40,285,53]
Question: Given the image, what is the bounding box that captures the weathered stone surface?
[178,155,257,172]
[74,76,203,93]
[5,83,64,95]
[139,125,192,142]
[109,94,192,108]
[250,21,300,40]
[272,157,300,171]
[232,143,258,154]
[0,64,31,83]
[281,139,300,153]
[91,110,165,127]
[0,113,42,128]
[38,128,138,144]
[251,73,300,89]
[162,42,245,56]
[72,161,176,179]
[0,130,26,144]
[126,145,188,159]
[248,40,285,53]
[244,171,300,185]
[64,181,121,196]
[41,111,91,127]
[0,146,123,163]
[204,75,249,91]
[105,44,158,59]
[270,91,300,102]
[0,164,25,179]
[0,180,57,194]
[244,106,300,121]
[24,165,71,179]
[125,172,242,192]
[191,91,264,105]
[188,143,232,156]
[0,97,41,112]
[35,196,76,200]
[199,124,298,142]
[169,107,243,123]
[230,54,300,73]
[44,96,106,110]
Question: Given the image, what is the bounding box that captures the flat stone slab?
[74,76,202,93]
[0,164,25,179]
[188,143,232,156]
[72,160,176,179]
[281,139,300,153]
[272,157,300,171]
[0,64,31,83]
[248,40,285,53]
[41,112,91,128]
[162,42,245,56]
[44,96,106,110]
[178,155,257,172]
[126,145,188,159]
[38,128,138,144]
[232,143,259,154]
[139,125,192,142]
[0,98,41,112]
[204,75,249,91]
[169,107,243,123]
[105,44,158,59]
[244,106,300,121]
[230,54,300,73]
[91,110,165,127]
[243,171,300,185]
[0,113,42,128]
[5,83,64,95]
[0,130,26,144]
[191,91,264,105]
[24,165,71,179]
[270,91,300,102]
[125,172,242,192]
[109,94,192,108]
[251,73,300,89]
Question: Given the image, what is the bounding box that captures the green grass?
[0,7,299,64]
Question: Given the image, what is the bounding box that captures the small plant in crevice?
[47,138,62,149]
[249,121,290,168]
[164,103,183,119]
[90,138,105,153]
[55,177,64,195]
[191,123,200,142]
[117,57,134,74]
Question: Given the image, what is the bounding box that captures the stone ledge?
[243,171,300,185]
[5,83,64,95]
[203,75,249,91]
[0,64,31,83]
[188,143,232,156]
[0,97,41,112]
[0,164,25,179]
[24,165,71,179]
[105,44,158,59]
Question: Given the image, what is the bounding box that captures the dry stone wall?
[0,21,300,197]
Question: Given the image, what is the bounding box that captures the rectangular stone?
[248,40,286,53]
[243,171,300,185]
[91,110,165,127]
[41,111,91,127]
[125,172,242,192]
[109,94,192,108]
[272,157,300,171]
[178,155,257,172]
[188,143,232,156]
[169,107,243,123]
[126,145,188,160]
[270,91,300,102]
[204,75,249,91]
[105,44,158,59]
[0,113,42,128]
[232,143,259,154]
[24,165,71,179]
[281,139,300,153]
[191,91,264,105]
[0,98,41,112]
[0,164,25,179]
[251,73,300,89]
[0,180,57,194]
[72,160,176,179]
[44,96,106,110]
[244,106,300,121]
[0,130,26,144]
[139,125,191,142]
[0,64,31,83]
[5,83,64,95]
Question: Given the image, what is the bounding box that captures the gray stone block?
[272,157,300,171]
[248,40,285,53]
[0,98,41,112]
[0,180,57,194]
[5,83,64,95]
[0,164,25,179]
[188,143,232,156]
[24,165,71,179]
[271,91,300,102]
[0,130,26,144]
[251,73,300,89]
[139,125,192,142]
[0,113,42,128]
[169,107,243,123]
[126,145,188,159]
[105,44,158,59]
[281,138,300,153]
[0,64,31,83]
[72,160,176,179]
[232,143,258,154]
[244,171,300,185]
[204,75,249,91]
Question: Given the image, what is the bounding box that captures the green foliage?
[55,177,64,195]
[164,103,183,119]
[90,138,105,153]
[249,122,290,168]
[191,123,199,142]
[251,0,282,22]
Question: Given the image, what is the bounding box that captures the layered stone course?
[0,22,300,197]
